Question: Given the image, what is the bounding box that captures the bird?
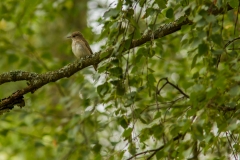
[67,31,97,71]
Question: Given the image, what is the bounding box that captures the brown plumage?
[67,31,97,71]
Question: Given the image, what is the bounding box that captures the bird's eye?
[73,35,75,37]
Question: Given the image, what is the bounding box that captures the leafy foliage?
[0,0,240,159]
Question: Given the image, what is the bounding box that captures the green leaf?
[147,74,156,87]
[229,85,240,96]
[152,125,163,138]
[119,117,128,128]
[100,50,112,60]
[123,38,132,50]
[206,87,217,99]
[196,18,207,28]
[190,37,201,49]
[42,52,52,60]
[122,128,133,138]
[198,43,208,55]
[109,67,123,78]
[129,18,139,29]
[124,98,134,107]
[191,54,198,69]
[211,34,223,46]
[196,91,206,102]
[228,0,239,8]
[145,8,155,18]
[156,150,165,159]
[139,116,147,124]
[93,143,102,153]
[137,46,148,57]
[181,24,191,33]
[19,58,29,67]
[32,62,43,72]
[148,67,155,73]
[126,8,134,17]
[58,134,67,142]
[232,76,240,82]
[97,82,109,97]
[206,15,216,23]
[139,129,150,142]
[129,76,141,86]
[212,49,223,55]
[134,50,143,64]
[128,143,136,155]
[35,141,44,147]
[139,0,146,7]
[166,8,174,19]
[103,8,120,18]
[8,54,19,63]
[97,64,108,73]
[155,0,167,9]
[116,82,125,96]
[0,129,9,136]
[110,58,119,66]
[109,28,119,40]
[110,80,120,86]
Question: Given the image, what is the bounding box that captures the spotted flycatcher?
[67,31,97,71]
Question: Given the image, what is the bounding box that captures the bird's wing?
[81,37,93,55]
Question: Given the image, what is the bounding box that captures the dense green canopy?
[0,0,240,159]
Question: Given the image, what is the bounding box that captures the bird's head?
[67,31,83,40]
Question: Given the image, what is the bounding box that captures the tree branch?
[0,54,99,112]
[0,4,233,113]
[126,134,183,160]
[156,78,189,98]
[0,71,38,85]
[224,37,240,48]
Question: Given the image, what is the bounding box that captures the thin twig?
[224,37,240,49]
[146,134,183,160]
[126,134,183,160]
[155,78,168,109]
[156,78,189,98]
[226,132,238,160]
[233,4,240,49]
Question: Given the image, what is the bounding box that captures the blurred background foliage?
[0,0,240,159]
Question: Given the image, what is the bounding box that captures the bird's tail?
[93,64,98,71]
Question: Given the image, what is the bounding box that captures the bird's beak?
[67,35,72,39]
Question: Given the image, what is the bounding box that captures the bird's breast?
[72,41,90,58]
